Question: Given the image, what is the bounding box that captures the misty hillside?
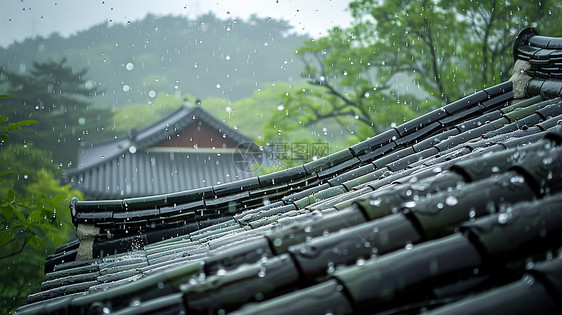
[0,13,308,107]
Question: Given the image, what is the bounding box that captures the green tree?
[0,13,308,108]
[0,58,114,167]
[357,0,559,101]
[269,0,562,142]
[1,111,82,313]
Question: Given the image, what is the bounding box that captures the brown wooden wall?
[153,120,239,149]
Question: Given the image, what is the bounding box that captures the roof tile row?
[17,28,562,315]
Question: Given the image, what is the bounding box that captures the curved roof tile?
[16,29,562,315]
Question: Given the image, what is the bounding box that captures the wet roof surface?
[17,29,562,314]
[65,103,257,199]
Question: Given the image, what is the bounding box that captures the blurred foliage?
[111,93,189,133]
[0,114,82,313]
[0,58,114,166]
[111,82,351,162]
[266,0,562,143]
[0,13,307,108]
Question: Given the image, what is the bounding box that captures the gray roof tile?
[17,28,562,315]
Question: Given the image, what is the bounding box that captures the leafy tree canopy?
[0,13,308,107]
[265,0,562,143]
[0,58,114,166]
[0,116,81,313]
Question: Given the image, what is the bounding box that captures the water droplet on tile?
[404,201,416,208]
[326,262,335,274]
[369,198,382,207]
[254,292,264,301]
[510,175,525,183]
[523,274,535,286]
[497,212,510,224]
[445,195,458,206]
[526,258,535,269]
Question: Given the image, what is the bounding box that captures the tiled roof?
[65,102,258,199]
[16,29,562,314]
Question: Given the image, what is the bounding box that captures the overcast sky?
[0,0,353,47]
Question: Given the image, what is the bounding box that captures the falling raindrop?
[125,62,134,71]
[277,104,285,111]
[122,85,130,92]
[148,90,156,98]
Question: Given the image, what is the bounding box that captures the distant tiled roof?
[17,29,562,314]
[65,102,258,198]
